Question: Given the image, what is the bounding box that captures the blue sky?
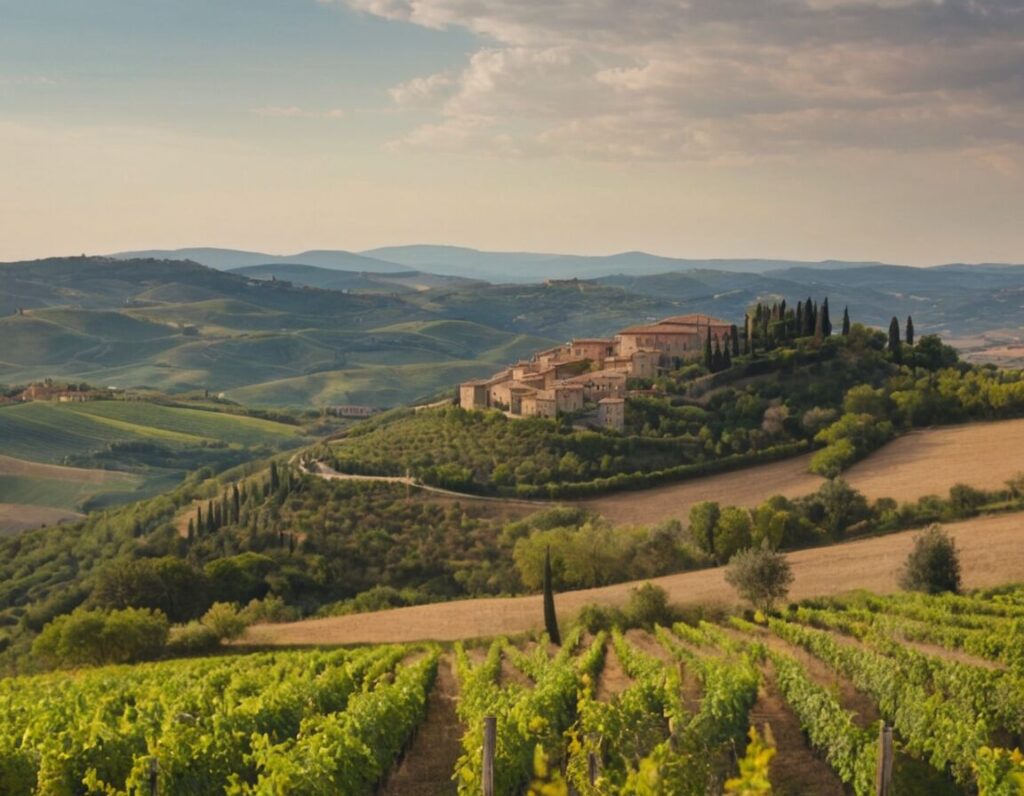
[1,0,1021,265]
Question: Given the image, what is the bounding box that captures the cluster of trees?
[744,296,844,353]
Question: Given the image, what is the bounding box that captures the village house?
[457,313,733,425]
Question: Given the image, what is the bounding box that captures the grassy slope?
[245,509,1024,644]
[0,400,306,525]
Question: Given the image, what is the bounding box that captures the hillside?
[245,510,1024,644]
[0,397,324,532]
[0,257,560,407]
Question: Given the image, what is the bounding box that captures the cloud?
[251,106,345,119]
[340,0,1024,161]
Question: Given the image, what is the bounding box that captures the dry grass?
[243,510,1024,646]
[0,503,81,535]
[0,454,126,484]
[584,418,1024,526]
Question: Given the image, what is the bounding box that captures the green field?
[0,399,311,526]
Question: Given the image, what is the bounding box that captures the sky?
[0,0,1021,265]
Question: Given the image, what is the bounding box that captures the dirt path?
[380,655,462,796]
[584,418,1024,526]
[748,662,847,796]
[726,625,880,728]
[594,641,631,701]
[243,511,1024,646]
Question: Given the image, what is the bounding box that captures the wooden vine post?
[482,715,497,796]
[149,757,159,796]
[875,723,894,796]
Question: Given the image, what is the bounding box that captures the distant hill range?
[3,251,1023,407]
[113,245,958,283]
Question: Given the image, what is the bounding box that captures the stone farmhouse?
[459,313,734,430]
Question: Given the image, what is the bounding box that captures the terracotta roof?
[598,397,625,404]
[616,324,701,335]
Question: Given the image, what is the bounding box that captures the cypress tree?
[730,324,740,357]
[888,317,902,356]
[187,518,194,543]
[722,345,732,369]
[743,314,752,354]
[196,505,203,535]
[822,298,832,337]
[795,301,804,335]
[814,303,824,344]
[906,315,915,346]
[712,336,723,372]
[269,461,280,493]
[543,546,561,646]
[232,484,241,523]
[805,296,815,336]
[703,328,713,370]
[842,306,851,336]
[206,501,216,534]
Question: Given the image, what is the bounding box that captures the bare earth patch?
[583,418,1024,526]
[0,503,82,535]
[243,511,1024,646]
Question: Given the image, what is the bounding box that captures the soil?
[380,655,463,796]
[748,662,847,796]
[593,641,631,701]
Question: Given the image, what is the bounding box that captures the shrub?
[166,621,220,655]
[33,607,169,667]
[200,602,247,641]
[573,603,626,633]
[623,583,678,629]
[725,545,794,613]
[899,525,961,594]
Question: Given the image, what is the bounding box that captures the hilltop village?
[459,313,734,429]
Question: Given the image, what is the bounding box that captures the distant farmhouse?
[459,313,733,430]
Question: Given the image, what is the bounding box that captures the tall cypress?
[905,315,915,346]
[712,337,723,372]
[814,303,824,344]
[196,505,203,536]
[543,546,561,646]
[703,328,713,370]
[730,324,740,357]
[187,518,194,543]
[232,484,241,523]
[805,296,815,335]
[821,298,832,337]
[269,461,280,493]
[888,317,902,356]
[842,306,851,336]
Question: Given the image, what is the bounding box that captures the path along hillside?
[243,509,1024,645]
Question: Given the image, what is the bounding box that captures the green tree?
[842,306,850,336]
[888,317,902,357]
[91,557,209,622]
[905,315,915,346]
[808,478,870,540]
[821,297,832,337]
[689,501,720,559]
[33,607,168,667]
[899,525,961,594]
[703,328,713,370]
[725,544,794,613]
[730,324,740,357]
[543,546,561,645]
[716,507,753,562]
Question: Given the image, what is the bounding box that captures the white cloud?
[340,0,1024,161]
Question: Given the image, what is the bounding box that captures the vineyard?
[4,587,1024,794]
